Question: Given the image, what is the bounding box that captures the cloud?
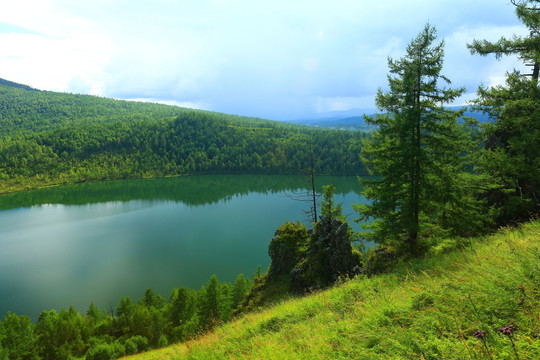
[315,96,375,114]
[0,0,530,120]
[0,32,113,93]
[125,98,211,111]
[443,24,528,91]
[0,0,114,93]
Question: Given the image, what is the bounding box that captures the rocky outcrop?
[291,215,358,292]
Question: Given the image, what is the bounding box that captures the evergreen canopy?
[356,24,483,253]
[469,0,540,223]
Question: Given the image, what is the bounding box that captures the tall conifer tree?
[468,0,540,223]
[356,24,482,254]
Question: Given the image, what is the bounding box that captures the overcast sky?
[0,0,528,120]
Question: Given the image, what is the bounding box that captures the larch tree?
[356,24,483,254]
[468,0,540,82]
[199,275,220,329]
[468,0,540,223]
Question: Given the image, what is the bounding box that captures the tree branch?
[511,0,540,10]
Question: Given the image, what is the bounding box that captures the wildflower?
[473,330,486,338]
[473,329,493,359]
[499,324,514,335]
[499,325,520,359]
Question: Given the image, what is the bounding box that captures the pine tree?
[231,274,250,309]
[468,1,540,223]
[139,288,165,309]
[468,0,540,82]
[200,275,220,329]
[320,184,343,223]
[356,24,482,254]
[116,296,134,334]
[35,310,59,360]
[0,313,39,360]
[168,287,196,328]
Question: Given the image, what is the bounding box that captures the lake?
[0,174,366,319]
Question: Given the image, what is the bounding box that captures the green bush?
[157,334,168,348]
[85,342,125,360]
[268,221,309,276]
[124,336,149,355]
[364,245,397,274]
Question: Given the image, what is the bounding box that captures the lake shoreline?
[0,174,366,319]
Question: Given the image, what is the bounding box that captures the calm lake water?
[0,174,365,319]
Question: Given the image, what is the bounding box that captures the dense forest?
[0,82,368,194]
[1,1,539,359]
[0,273,253,359]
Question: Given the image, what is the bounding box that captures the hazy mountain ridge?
[288,106,492,130]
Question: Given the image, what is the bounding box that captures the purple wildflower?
[499,325,520,359]
[499,325,515,335]
[473,330,486,338]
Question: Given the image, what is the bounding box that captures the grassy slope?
[128,220,540,359]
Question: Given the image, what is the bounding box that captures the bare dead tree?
[285,143,320,224]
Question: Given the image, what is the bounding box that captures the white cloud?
[0,0,115,93]
[315,96,374,114]
[125,98,210,111]
[0,0,530,119]
[443,24,529,93]
[0,32,113,92]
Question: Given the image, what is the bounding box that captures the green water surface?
[0,174,365,319]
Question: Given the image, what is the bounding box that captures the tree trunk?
[410,53,423,252]
[310,144,318,222]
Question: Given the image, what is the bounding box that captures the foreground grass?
[128,221,540,359]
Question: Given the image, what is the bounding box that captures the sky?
[0,0,529,121]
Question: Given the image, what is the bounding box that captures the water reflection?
[0,175,365,320]
[0,174,362,210]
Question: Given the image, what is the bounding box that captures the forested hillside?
[0,80,368,194]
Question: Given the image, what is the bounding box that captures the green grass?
[127,220,540,359]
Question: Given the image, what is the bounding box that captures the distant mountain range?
[287,106,492,131]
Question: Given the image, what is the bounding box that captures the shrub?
[157,334,168,348]
[124,335,149,355]
[268,221,309,276]
[85,342,125,360]
[364,245,397,274]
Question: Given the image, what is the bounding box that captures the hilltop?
[0,78,368,194]
[127,220,540,359]
[0,77,274,137]
[0,78,39,92]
